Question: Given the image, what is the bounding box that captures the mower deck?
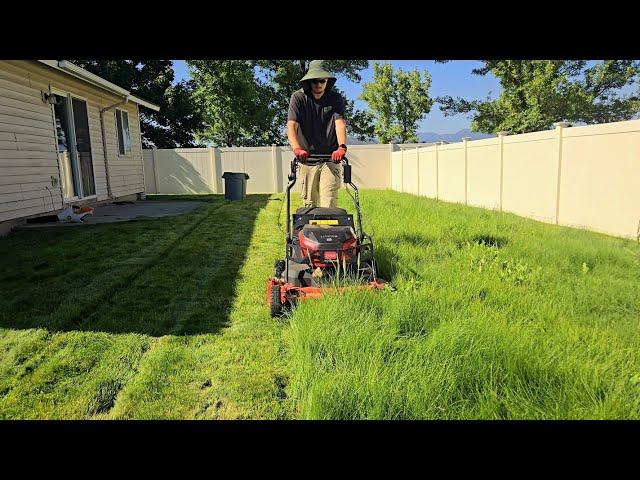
[267,155,388,317]
[267,278,387,317]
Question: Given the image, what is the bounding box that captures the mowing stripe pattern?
[1,191,639,419]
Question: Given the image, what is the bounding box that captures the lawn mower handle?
[295,154,349,167]
[285,153,360,241]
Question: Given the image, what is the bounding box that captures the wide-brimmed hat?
[300,60,337,90]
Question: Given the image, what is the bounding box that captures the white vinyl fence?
[143,144,393,195]
[391,120,640,239]
[143,119,640,239]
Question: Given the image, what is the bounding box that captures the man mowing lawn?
[286,60,348,208]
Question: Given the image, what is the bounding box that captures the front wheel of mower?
[270,284,284,318]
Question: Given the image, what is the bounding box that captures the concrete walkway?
[18,200,206,229]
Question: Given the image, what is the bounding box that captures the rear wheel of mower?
[270,285,284,318]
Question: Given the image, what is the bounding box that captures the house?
[0,60,160,235]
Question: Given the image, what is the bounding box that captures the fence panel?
[142,120,640,239]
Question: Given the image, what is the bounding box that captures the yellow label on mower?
[309,219,339,225]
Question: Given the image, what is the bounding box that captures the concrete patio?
[17,200,206,229]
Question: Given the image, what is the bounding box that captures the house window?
[116,109,132,155]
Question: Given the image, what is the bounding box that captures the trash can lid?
[222,172,249,179]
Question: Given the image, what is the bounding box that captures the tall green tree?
[72,60,204,148]
[187,60,279,147]
[187,60,374,146]
[437,60,640,134]
[360,62,433,143]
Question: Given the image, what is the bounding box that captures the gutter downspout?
[136,103,147,199]
[100,96,129,199]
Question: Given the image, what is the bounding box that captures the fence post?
[462,137,471,205]
[435,142,440,200]
[271,144,280,193]
[213,147,223,194]
[497,131,508,211]
[554,122,571,225]
[416,145,420,196]
[208,146,216,193]
[388,144,393,190]
[151,147,160,194]
[400,146,405,192]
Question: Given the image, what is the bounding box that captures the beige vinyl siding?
[0,63,62,222]
[109,105,145,197]
[4,60,146,199]
[0,60,147,222]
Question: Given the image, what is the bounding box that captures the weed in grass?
[87,379,123,416]
[274,374,289,400]
[472,234,508,249]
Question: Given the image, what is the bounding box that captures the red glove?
[331,146,347,163]
[293,148,309,161]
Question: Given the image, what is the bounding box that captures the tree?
[360,62,433,143]
[187,60,374,146]
[72,60,205,148]
[437,60,640,134]
[187,60,280,147]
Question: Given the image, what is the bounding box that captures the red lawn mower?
[267,154,387,317]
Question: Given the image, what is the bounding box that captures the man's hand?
[331,146,347,163]
[293,147,309,161]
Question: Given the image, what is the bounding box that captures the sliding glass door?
[53,93,78,199]
[71,98,95,196]
[52,92,96,199]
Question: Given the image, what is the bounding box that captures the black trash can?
[221,172,250,200]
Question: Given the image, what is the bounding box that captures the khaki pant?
[299,162,341,208]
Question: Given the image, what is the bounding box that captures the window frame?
[115,108,132,156]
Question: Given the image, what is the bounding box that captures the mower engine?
[298,224,358,267]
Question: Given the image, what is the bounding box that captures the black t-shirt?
[287,88,346,154]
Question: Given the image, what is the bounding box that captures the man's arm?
[331,118,348,162]
[333,94,348,148]
[287,93,308,159]
[287,120,302,150]
[335,118,347,147]
[287,120,309,160]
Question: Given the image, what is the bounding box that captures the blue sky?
[172,60,501,134]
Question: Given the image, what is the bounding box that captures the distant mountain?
[347,128,494,145]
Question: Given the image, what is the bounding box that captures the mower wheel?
[270,284,284,317]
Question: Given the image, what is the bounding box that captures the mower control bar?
[285,153,364,260]
[296,154,349,166]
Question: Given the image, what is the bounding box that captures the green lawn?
[0,194,290,419]
[1,190,639,419]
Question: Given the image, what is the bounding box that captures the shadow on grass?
[0,195,270,337]
[456,234,509,250]
[373,243,398,282]
[373,232,435,284]
[389,233,435,248]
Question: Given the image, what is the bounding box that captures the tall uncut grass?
[287,190,640,419]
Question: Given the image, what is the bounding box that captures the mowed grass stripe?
[0,198,221,418]
[109,194,293,419]
[0,195,292,419]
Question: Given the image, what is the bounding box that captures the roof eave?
[37,60,160,111]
